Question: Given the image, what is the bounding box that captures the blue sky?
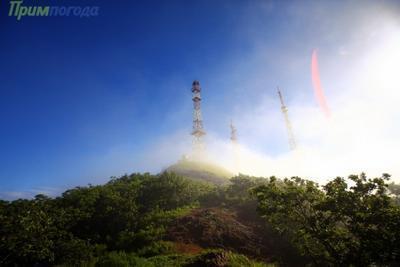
[1,0,400,199]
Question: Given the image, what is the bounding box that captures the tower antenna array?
[230,120,240,173]
[277,87,297,150]
[191,80,206,157]
[230,120,237,144]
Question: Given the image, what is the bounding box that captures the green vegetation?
[388,182,400,206]
[253,174,400,266]
[1,169,399,266]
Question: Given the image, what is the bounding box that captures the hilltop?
[164,159,233,185]
[1,171,399,266]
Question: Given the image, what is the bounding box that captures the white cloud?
[135,1,400,184]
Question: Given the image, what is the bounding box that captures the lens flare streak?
[311,49,331,118]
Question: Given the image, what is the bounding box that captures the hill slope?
[2,171,397,266]
[0,172,284,266]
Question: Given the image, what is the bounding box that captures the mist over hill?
[164,159,233,185]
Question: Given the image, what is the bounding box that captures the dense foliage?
[1,170,399,266]
[0,173,214,266]
[252,173,400,266]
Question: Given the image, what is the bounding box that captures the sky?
[1,0,400,199]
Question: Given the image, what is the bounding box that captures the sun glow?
[354,21,400,100]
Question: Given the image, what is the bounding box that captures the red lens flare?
[311,49,331,118]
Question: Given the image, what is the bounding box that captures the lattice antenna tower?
[191,80,206,157]
[230,120,238,144]
[277,87,297,150]
[230,120,240,173]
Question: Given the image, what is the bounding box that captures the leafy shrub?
[136,241,175,257]
[148,254,190,267]
[186,249,273,267]
[95,251,152,267]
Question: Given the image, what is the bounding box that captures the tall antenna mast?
[277,87,297,150]
[230,120,239,173]
[191,80,206,158]
[230,120,237,144]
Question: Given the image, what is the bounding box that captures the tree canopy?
[252,173,400,266]
[1,171,399,266]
